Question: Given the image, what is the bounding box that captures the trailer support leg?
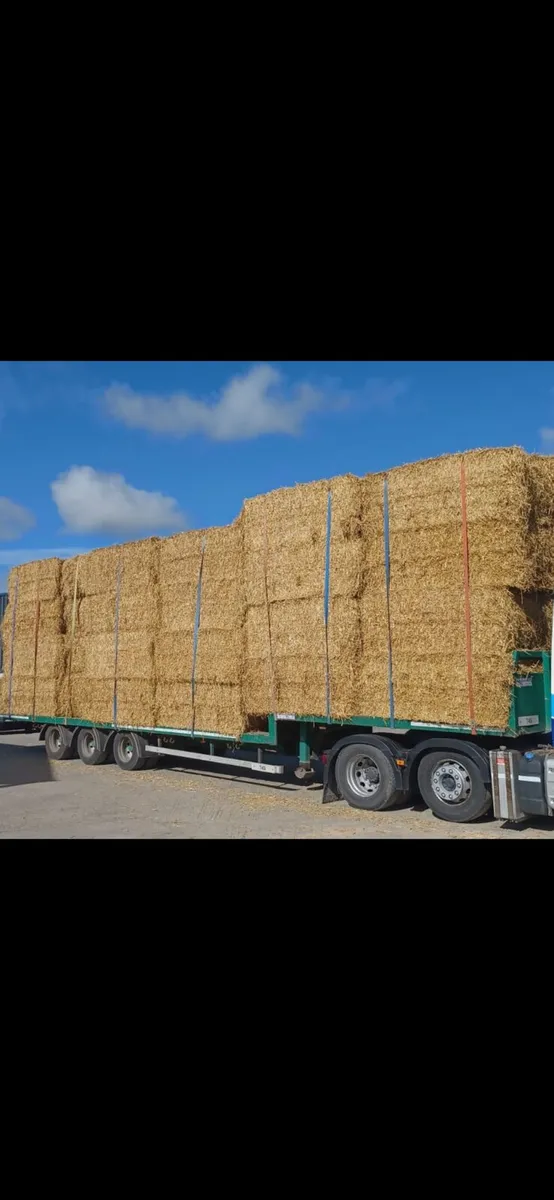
[295,722,315,781]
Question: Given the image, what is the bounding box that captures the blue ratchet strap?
[113,558,123,726]
[383,477,395,728]
[8,572,19,716]
[191,537,206,731]
[323,490,332,719]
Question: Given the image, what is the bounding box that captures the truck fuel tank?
[490,747,554,822]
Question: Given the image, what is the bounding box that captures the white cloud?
[51,466,186,535]
[540,427,554,451]
[363,378,408,408]
[103,364,322,441]
[0,497,35,541]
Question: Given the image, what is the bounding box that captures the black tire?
[335,742,402,811]
[417,750,491,823]
[77,726,109,766]
[113,731,148,772]
[44,725,75,761]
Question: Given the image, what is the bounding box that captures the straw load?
[0,558,66,717]
[60,540,159,727]
[155,520,243,737]
[2,446,554,735]
[384,449,552,727]
[242,478,330,717]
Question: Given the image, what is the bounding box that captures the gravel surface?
[1,731,554,838]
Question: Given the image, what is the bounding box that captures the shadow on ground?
[155,751,325,793]
[0,743,52,788]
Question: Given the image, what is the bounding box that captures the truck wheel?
[44,725,75,761]
[77,727,109,766]
[335,743,402,811]
[113,731,148,772]
[417,751,491,823]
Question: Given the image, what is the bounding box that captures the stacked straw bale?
[155,528,207,732]
[242,479,329,717]
[0,559,66,717]
[155,521,243,736]
[62,540,159,727]
[528,453,554,587]
[384,449,551,727]
[62,546,120,725]
[240,448,554,731]
[115,538,159,727]
[192,520,244,736]
[336,472,390,721]
[3,446,554,735]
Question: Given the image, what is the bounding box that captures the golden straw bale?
[70,680,113,725]
[155,682,194,731]
[13,597,63,635]
[159,529,206,567]
[244,605,271,658]
[268,599,326,715]
[154,532,204,726]
[34,681,66,717]
[328,475,364,600]
[6,680,35,715]
[390,587,550,728]
[242,481,329,719]
[119,539,159,635]
[116,680,156,728]
[273,666,327,718]
[78,633,115,680]
[269,598,326,657]
[119,537,159,581]
[10,558,62,605]
[243,480,329,606]
[192,520,244,731]
[78,595,116,635]
[193,683,244,737]
[387,448,537,591]
[242,665,273,718]
[527,454,554,587]
[74,546,120,597]
[328,596,361,717]
[116,633,155,681]
[242,607,273,715]
[154,632,194,682]
[11,635,65,681]
[195,633,243,685]
[159,585,199,633]
[357,588,391,718]
[327,474,388,719]
[119,593,158,634]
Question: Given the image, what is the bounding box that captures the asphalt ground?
[1,731,554,838]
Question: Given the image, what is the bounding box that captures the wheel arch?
[40,723,80,752]
[40,723,116,755]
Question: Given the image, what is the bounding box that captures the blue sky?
[1,360,554,591]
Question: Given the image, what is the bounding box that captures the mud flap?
[322,777,340,804]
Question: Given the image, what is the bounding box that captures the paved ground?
[1,731,554,838]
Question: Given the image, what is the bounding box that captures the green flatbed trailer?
[2,649,554,824]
